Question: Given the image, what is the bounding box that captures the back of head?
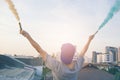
[61,43,76,64]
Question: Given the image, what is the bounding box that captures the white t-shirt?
[45,54,84,80]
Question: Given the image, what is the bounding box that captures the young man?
[20,30,94,80]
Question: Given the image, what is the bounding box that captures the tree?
[114,72,120,80]
[108,67,119,75]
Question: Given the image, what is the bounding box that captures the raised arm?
[20,30,47,61]
[79,34,95,57]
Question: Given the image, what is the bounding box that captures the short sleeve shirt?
[45,54,84,80]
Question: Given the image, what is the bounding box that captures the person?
[20,30,95,80]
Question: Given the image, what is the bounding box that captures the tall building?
[118,47,120,63]
[92,46,118,64]
[96,53,113,63]
[92,51,102,64]
[97,53,102,63]
[105,46,118,64]
[92,51,97,64]
[102,53,113,63]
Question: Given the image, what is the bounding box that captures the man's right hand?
[20,30,30,38]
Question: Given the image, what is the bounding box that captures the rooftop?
[79,64,114,80]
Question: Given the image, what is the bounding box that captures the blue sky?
[0,0,120,58]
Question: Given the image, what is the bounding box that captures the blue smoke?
[98,0,120,30]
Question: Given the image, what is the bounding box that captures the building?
[97,53,102,63]
[92,51,102,64]
[14,55,43,66]
[118,47,120,66]
[106,46,118,64]
[95,52,113,63]
[92,51,97,64]
[92,46,118,64]
[118,47,120,62]
[102,53,113,63]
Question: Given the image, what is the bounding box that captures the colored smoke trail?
[5,0,22,30]
[98,0,120,30]
[5,0,20,21]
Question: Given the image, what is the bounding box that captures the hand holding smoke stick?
[5,0,22,31]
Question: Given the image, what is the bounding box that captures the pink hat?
[61,43,76,64]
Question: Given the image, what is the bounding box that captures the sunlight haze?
[0,0,120,58]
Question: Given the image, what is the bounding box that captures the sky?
[0,0,120,58]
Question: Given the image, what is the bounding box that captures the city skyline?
[92,46,119,64]
[0,0,120,58]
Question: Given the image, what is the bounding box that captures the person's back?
[45,54,84,80]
